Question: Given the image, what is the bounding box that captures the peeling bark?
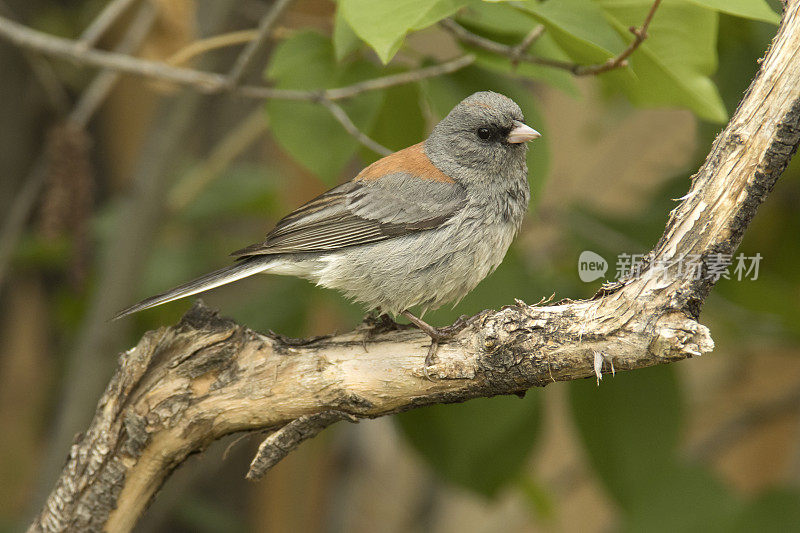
[29,2,800,532]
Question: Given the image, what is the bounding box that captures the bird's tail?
[112,257,271,320]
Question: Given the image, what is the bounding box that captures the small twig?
[0,2,157,290]
[71,2,158,128]
[246,411,357,480]
[0,17,474,104]
[0,15,308,99]
[509,25,545,67]
[166,29,259,66]
[321,99,392,156]
[322,55,475,100]
[226,0,294,87]
[440,19,580,72]
[77,0,141,51]
[442,0,662,76]
[574,0,662,75]
[0,0,70,115]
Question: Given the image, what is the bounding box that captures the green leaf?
[732,489,800,532]
[687,0,779,24]
[264,31,385,183]
[624,465,738,533]
[333,6,361,61]
[458,0,542,36]
[396,393,542,496]
[366,83,426,154]
[568,364,683,507]
[339,0,470,63]
[455,2,578,93]
[179,165,280,222]
[519,0,625,63]
[597,0,728,122]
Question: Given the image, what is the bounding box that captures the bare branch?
[509,25,545,67]
[321,99,392,156]
[0,16,474,104]
[0,0,70,114]
[165,29,260,66]
[247,411,357,481]
[0,15,474,154]
[27,4,800,531]
[226,0,294,87]
[441,0,663,76]
[574,0,662,76]
[0,2,158,290]
[439,19,580,72]
[0,15,309,99]
[322,55,476,100]
[77,0,141,51]
[70,2,158,128]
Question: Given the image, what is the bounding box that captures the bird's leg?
[363,308,404,331]
[402,311,471,371]
[362,308,406,351]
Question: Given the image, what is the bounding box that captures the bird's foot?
[402,311,471,380]
[361,311,406,351]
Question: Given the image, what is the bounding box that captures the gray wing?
[231,174,467,257]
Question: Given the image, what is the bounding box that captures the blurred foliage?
[397,393,542,497]
[265,30,384,183]
[5,0,800,531]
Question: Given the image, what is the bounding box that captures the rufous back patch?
[355,143,455,183]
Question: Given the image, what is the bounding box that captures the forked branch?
[28,2,800,532]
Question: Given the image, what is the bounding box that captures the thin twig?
[226,0,294,87]
[509,25,545,67]
[322,54,475,100]
[0,2,158,290]
[0,0,70,115]
[71,2,158,127]
[77,0,141,50]
[574,0,662,75]
[246,411,357,481]
[0,15,308,99]
[166,29,259,66]
[0,16,475,104]
[442,0,662,76]
[321,99,392,156]
[439,19,580,72]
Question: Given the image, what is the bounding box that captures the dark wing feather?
[231,175,467,257]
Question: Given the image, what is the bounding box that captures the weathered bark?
[30,3,800,532]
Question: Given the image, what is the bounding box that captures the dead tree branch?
[27,1,800,532]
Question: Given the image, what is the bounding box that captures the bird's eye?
[477,127,491,140]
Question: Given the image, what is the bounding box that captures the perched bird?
[115,91,540,365]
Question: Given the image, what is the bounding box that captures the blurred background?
[1,0,799,531]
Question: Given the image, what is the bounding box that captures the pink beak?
[507,121,541,143]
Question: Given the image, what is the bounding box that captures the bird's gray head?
[424,91,540,180]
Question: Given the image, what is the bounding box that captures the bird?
[114,91,541,366]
